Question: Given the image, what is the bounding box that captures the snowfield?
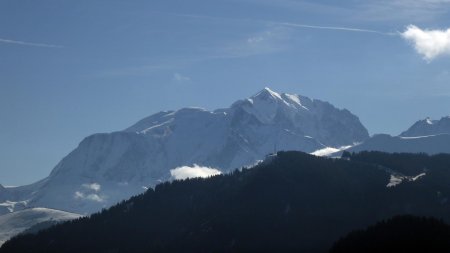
[0,208,81,246]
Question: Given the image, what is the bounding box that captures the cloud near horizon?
[170,164,222,180]
[401,25,450,61]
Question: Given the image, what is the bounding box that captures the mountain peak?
[250,88,308,110]
[1,87,369,215]
[251,87,283,101]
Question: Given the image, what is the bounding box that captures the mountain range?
[0,88,449,247]
[0,88,369,215]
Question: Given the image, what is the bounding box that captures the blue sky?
[1,0,450,185]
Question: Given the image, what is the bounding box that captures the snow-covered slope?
[325,117,450,157]
[0,88,368,214]
[318,116,450,157]
[400,116,450,137]
[0,208,81,246]
[344,134,450,155]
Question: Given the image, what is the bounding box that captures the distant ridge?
[323,116,450,157]
[401,116,450,137]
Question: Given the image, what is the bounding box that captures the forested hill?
[330,215,450,253]
[3,151,450,253]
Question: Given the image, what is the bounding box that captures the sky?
[1,0,450,185]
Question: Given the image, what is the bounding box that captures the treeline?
[330,215,450,253]
[2,151,450,253]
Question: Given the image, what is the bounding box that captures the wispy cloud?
[168,11,381,34]
[353,0,450,22]
[173,73,190,82]
[74,183,105,202]
[98,27,292,77]
[97,62,185,77]
[82,183,101,192]
[218,27,292,58]
[98,11,400,78]
[170,164,222,180]
[236,0,353,18]
[401,25,450,61]
[74,191,104,202]
[240,0,450,23]
[0,38,63,48]
[159,11,395,36]
[231,0,450,22]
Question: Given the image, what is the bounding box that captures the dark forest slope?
[3,151,450,253]
[330,215,450,253]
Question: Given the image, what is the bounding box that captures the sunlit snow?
[387,173,426,188]
[311,146,352,157]
[0,208,81,246]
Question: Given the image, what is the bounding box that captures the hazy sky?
[1,0,450,185]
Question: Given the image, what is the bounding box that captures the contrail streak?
[273,22,397,36]
[0,38,64,48]
[155,11,398,36]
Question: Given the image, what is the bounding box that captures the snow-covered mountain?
[0,88,368,215]
[343,134,450,155]
[328,116,450,156]
[0,208,81,246]
[400,116,450,137]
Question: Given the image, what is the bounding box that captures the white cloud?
[74,191,84,199]
[0,38,63,48]
[74,183,105,202]
[82,183,101,192]
[170,164,222,180]
[220,27,292,58]
[401,25,450,61]
[85,194,104,202]
[247,36,265,44]
[173,73,190,82]
[74,191,104,202]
